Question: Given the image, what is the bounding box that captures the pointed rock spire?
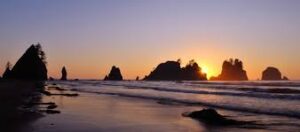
[7,44,48,80]
[104,66,123,81]
[61,66,67,80]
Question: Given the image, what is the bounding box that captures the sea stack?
[3,44,48,80]
[144,60,207,81]
[104,66,123,80]
[210,58,248,81]
[262,67,288,80]
[61,66,67,80]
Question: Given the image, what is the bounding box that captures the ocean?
[42,80,300,132]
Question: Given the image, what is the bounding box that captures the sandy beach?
[24,91,206,132]
[2,80,300,132]
[14,80,300,132]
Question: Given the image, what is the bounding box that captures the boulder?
[183,108,254,126]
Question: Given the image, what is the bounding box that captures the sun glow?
[201,65,213,79]
[201,65,209,74]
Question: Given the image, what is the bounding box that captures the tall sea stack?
[104,66,123,81]
[3,44,47,80]
[210,58,248,81]
[144,60,207,81]
[61,66,67,80]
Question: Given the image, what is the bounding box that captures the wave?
[60,81,300,100]
[70,88,300,119]
[185,81,300,87]
[49,80,300,119]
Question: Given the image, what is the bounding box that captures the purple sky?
[0,0,300,80]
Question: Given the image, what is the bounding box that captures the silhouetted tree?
[2,62,12,79]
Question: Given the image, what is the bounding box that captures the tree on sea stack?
[6,43,48,80]
[2,62,12,79]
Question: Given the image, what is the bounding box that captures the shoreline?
[26,86,207,132]
[2,80,300,131]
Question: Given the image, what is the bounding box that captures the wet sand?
[25,91,207,132]
[23,83,298,132]
[3,81,298,132]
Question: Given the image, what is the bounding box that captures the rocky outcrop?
[262,67,288,80]
[210,59,248,81]
[282,76,289,80]
[104,66,123,81]
[144,60,207,81]
[183,108,255,126]
[144,61,181,80]
[60,66,67,80]
[3,44,48,80]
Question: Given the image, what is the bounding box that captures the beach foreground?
[17,80,300,132]
[25,92,206,132]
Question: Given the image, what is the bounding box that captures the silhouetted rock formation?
[144,60,207,81]
[3,44,48,80]
[262,67,288,80]
[183,108,255,126]
[60,66,67,80]
[49,77,55,81]
[104,66,123,80]
[210,59,248,81]
[136,76,139,81]
[282,76,289,80]
[2,62,12,79]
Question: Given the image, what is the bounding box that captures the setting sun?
[200,65,210,78]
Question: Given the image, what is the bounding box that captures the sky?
[0,0,300,80]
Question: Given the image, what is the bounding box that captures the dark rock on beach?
[210,58,248,81]
[104,66,123,80]
[144,60,207,81]
[183,108,255,126]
